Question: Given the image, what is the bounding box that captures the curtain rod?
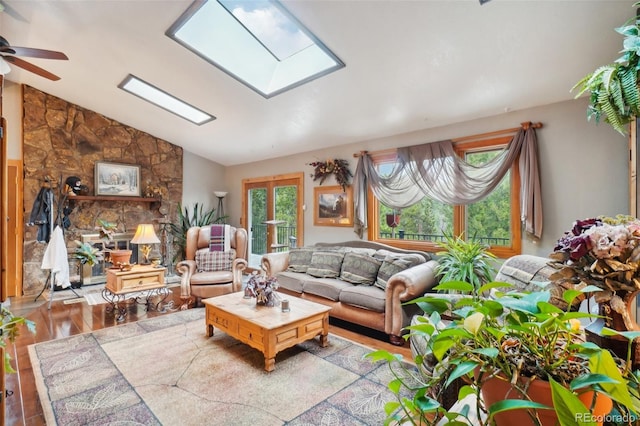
[353,121,543,157]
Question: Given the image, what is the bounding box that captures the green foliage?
[0,307,35,373]
[169,202,220,262]
[434,233,497,295]
[274,185,297,224]
[367,286,640,425]
[573,7,640,134]
[71,240,104,266]
[95,219,118,241]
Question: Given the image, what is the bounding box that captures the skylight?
[167,0,345,98]
[118,75,215,125]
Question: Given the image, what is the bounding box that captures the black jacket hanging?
[28,187,52,242]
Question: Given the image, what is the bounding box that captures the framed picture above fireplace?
[95,162,141,196]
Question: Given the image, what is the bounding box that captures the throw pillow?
[286,247,315,273]
[374,254,424,290]
[339,252,382,285]
[306,251,345,278]
[196,248,236,272]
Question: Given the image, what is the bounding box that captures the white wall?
[4,81,22,159]
[181,150,226,214]
[225,98,629,257]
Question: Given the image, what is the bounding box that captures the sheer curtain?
[353,124,542,239]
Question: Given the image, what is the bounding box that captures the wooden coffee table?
[203,293,331,372]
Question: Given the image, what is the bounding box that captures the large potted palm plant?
[573,3,640,134]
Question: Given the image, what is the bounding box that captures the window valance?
[354,123,542,239]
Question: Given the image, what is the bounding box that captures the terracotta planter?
[108,249,132,266]
[481,374,612,426]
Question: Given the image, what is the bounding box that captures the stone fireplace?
[22,85,183,297]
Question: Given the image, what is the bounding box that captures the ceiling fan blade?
[3,46,68,60]
[2,56,61,81]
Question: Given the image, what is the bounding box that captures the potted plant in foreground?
[0,307,35,373]
[368,283,640,425]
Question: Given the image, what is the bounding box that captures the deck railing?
[251,224,297,254]
[379,231,510,246]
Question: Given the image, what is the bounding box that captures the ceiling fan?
[0,35,68,81]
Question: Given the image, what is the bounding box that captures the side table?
[104,265,170,321]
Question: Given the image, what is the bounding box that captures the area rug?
[42,284,103,303]
[29,309,416,425]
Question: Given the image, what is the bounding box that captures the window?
[118,75,215,125]
[167,0,345,98]
[369,136,521,258]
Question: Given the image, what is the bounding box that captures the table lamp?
[131,224,160,264]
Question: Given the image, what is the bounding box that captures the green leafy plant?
[435,233,497,297]
[573,3,640,134]
[71,241,104,266]
[95,219,119,241]
[169,202,222,262]
[0,307,35,373]
[367,284,640,425]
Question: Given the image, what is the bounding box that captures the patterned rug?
[29,309,415,425]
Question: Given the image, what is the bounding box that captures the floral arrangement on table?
[549,215,640,330]
[245,272,279,307]
[308,158,353,191]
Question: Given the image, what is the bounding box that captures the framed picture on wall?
[314,185,353,227]
[95,162,141,196]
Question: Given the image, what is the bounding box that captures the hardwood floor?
[3,287,412,425]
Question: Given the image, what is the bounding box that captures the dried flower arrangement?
[308,159,353,191]
[549,215,640,331]
[244,272,279,306]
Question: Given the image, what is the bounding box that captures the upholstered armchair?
[176,225,248,308]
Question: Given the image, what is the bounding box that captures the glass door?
[247,185,268,269]
[242,173,304,269]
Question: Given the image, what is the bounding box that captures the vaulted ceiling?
[0,1,635,165]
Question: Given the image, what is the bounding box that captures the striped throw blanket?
[209,224,231,252]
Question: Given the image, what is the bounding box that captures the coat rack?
[34,175,80,307]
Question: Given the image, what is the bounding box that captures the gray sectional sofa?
[261,240,440,345]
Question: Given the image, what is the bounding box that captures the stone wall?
[22,85,183,296]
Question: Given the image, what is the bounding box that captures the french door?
[242,173,304,269]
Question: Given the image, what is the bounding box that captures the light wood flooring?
[4,286,412,425]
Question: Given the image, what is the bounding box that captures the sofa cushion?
[302,277,353,301]
[339,252,382,285]
[275,271,307,294]
[374,254,425,290]
[286,247,316,273]
[339,284,386,312]
[191,270,233,285]
[195,248,235,272]
[495,255,555,292]
[306,251,345,278]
